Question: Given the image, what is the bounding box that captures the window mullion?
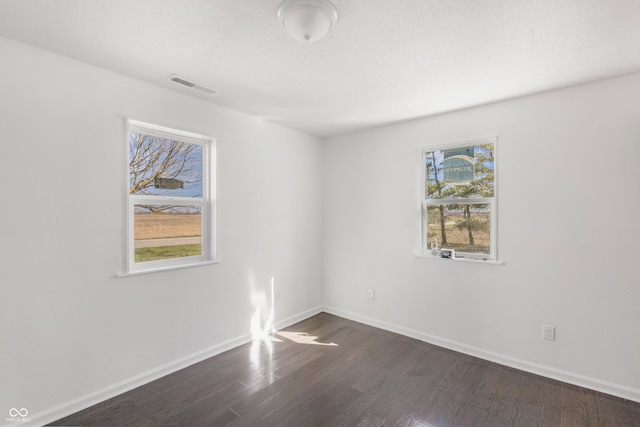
[425,197,493,205]
[130,195,205,206]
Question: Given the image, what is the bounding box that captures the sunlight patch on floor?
[275,331,338,346]
[249,275,337,346]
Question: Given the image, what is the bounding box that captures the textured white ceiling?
[1,0,639,138]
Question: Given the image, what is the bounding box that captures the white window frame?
[418,136,498,262]
[123,119,217,276]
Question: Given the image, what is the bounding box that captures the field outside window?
[134,205,203,262]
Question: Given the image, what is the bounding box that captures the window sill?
[117,259,220,277]
[414,252,504,265]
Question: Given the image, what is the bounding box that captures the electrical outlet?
[367,289,374,300]
[543,325,555,341]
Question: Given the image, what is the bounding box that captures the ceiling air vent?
[168,75,216,95]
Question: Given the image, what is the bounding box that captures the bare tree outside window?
[129,132,202,197]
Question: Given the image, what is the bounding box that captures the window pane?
[129,131,202,197]
[425,143,494,199]
[426,203,491,254]
[134,205,202,263]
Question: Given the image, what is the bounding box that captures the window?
[420,137,497,261]
[125,120,216,274]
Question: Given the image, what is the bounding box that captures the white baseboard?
[275,306,324,331]
[323,305,640,404]
[31,305,323,427]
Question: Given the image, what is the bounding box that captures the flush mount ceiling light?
[277,0,338,42]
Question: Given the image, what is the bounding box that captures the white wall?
[323,73,640,401]
[0,36,323,424]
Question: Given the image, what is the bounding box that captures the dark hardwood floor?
[50,312,640,426]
